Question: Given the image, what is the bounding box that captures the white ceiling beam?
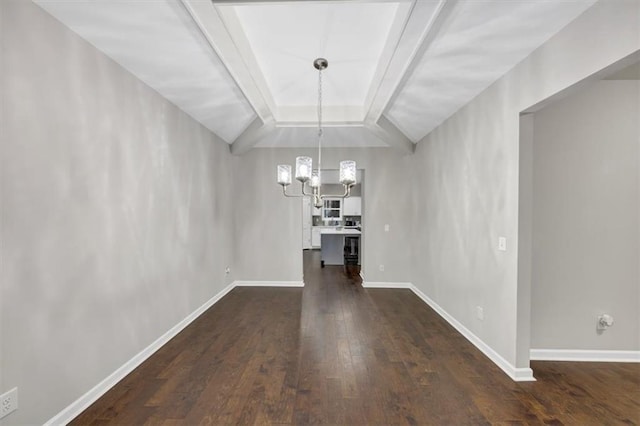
[364,116,414,155]
[214,5,277,115]
[276,106,364,124]
[381,0,460,113]
[364,0,458,128]
[188,0,455,152]
[362,1,414,112]
[181,0,274,124]
[231,117,277,155]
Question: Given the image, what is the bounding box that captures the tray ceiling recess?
[35,0,597,154]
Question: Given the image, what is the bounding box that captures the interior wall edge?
[409,284,536,382]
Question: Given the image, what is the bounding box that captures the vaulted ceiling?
[35,0,597,154]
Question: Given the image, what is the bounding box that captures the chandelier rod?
[316,58,325,191]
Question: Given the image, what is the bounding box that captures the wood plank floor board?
[70,250,640,425]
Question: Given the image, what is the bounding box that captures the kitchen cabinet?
[302,198,312,249]
[343,196,361,216]
[312,226,336,248]
[312,227,323,248]
[320,229,361,266]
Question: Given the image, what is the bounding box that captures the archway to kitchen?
[302,169,364,282]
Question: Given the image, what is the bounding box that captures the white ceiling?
[34,0,598,151]
[228,1,403,107]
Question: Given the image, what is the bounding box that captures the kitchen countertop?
[320,229,361,235]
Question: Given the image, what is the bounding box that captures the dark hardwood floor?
[71,250,639,425]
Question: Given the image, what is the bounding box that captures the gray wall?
[531,80,639,350]
[1,0,638,423]
[0,1,236,424]
[233,148,413,283]
[410,0,639,370]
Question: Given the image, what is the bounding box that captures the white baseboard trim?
[233,280,304,287]
[408,284,535,382]
[362,281,412,288]
[45,282,236,426]
[530,349,640,363]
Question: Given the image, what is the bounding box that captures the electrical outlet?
[0,387,18,419]
[498,237,507,251]
[476,306,484,321]
[225,267,230,275]
[384,224,390,232]
[379,264,385,272]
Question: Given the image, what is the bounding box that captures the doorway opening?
[302,169,364,282]
[518,52,640,371]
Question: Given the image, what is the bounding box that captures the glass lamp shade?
[310,171,320,188]
[295,156,312,182]
[339,160,356,185]
[277,164,292,186]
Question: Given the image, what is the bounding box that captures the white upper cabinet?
[322,198,342,221]
[343,196,361,216]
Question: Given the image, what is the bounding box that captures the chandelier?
[276,58,356,208]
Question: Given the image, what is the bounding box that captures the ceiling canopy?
[34,0,597,153]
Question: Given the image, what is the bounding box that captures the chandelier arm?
[282,182,321,199]
[301,181,314,196]
[281,185,304,198]
[318,184,353,199]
